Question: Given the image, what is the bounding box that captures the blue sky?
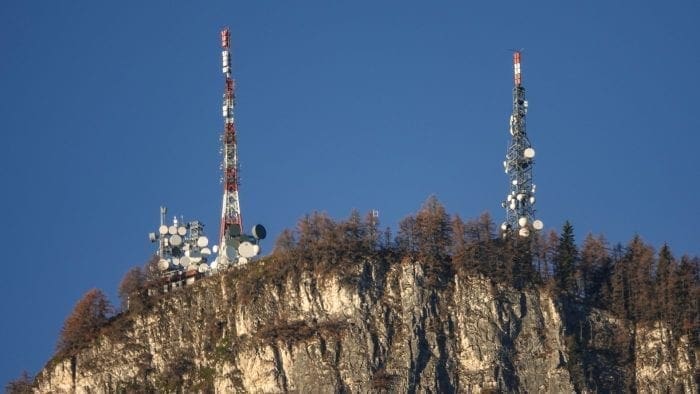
[1,0,698,383]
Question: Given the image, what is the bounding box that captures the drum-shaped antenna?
[252,224,267,240]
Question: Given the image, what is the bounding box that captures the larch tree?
[579,233,611,306]
[118,266,145,311]
[654,244,675,322]
[56,288,113,356]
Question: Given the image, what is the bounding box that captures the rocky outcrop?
[34,258,697,392]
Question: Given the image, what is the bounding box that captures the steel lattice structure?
[219,28,243,255]
[501,52,543,237]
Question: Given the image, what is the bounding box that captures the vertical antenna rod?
[501,51,543,237]
[219,28,243,258]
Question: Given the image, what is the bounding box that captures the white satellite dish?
[198,263,209,273]
[252,244,261,256]
[159,225,168,235]
[201,247,211,256]
[524,148,535,159]
[170,234,183,246]
[158,259,169,271]
[212,244,219,254]
[509,201,516,210]
[238,257,248,265]
[238,241,256,258]
[190,256,202,263]
[533,220,544,230]
[512,180,518,185]
[507,194,513,202]
[177,226,187,236]
[516,193,524,201]
[180,255,191,266]
[500,222,508,231]
[186,264,198,272]
[518,217,528,227]
[210,259,219,271]
[518,227,530,237]
[530,196,536,204]
[197,236,209,248]
[168,225,177,235]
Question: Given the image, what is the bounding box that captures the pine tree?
[554,221,578,295]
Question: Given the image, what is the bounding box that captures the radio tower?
[501,51,543,237]
[219,28,243,257]
[216,28,266,268]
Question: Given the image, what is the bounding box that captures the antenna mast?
[219,28,243,255]
[501,51,543,237]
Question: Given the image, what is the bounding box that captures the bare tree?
[5,370,33,393]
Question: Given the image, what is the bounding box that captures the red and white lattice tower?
[219,28,243,256]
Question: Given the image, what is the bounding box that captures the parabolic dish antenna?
[524,148,535,159]
[168,225,178,235]
[159,225,169,235]
[197,236,209,248]
[212,244,219,254]
[177,226,187,236]
[533,220,544,230]
[253,244,261,256]
[158,259,169,271]
[518,228,530,237]
[238,257,248,265]
[224,245,238,260]
[201,247,211,256]
[180,255,191,267]
[518,217,528,227]
[210,259,218,271]
[190,256,202,263]
[170,234,183,246]
[198,263,209,273]
[238,241,257,258]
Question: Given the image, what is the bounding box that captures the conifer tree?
[554,221,578,295]
[655,244,675,322]
[56,288,112,355]
[118,266,145,311]
[579,233,611,306]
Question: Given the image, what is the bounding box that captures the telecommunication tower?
[500,51,543,237]
[216,28,265,267]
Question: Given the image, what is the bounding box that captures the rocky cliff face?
[35,258,697,393]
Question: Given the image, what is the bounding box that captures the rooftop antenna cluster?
[148,206,212,275]
[501,51,543,237]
